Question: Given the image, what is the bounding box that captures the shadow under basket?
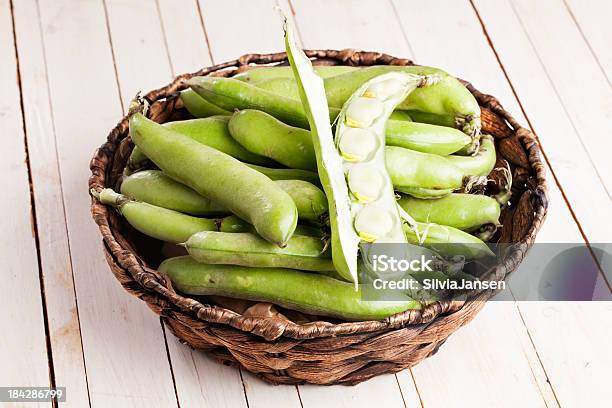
[89,49,548,385]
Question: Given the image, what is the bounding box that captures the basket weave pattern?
[89,49,548,385]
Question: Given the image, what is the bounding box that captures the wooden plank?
[194,0,410,404]
[164,337,248,408]
[240,372,303,408]
[292,2,559,407]
[289,0,419,404]
[298,375,406,408]
[400,301,550,408]
[11,0,90,406]
[469,0,612,247]
[508,0,612,196]
[515,301,612,408]
[104,0,173,105]
[563,0,612,83]
[35,0,178,406]
[180,1,305,406]
[0,1,52,406]
[107,1,252,406]
[291,0,411,57]
[157,0,212,72]
[198,0,288,63]
[469,1,612,405]
[392,0,612,245]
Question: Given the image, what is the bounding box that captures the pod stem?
[95,188,130,212]
[462,175,488,194]
[127,93,149,118]
[476,223,499,242]
[418,74,444,88]
[123,158,151,177]
[457,115,481,155]
[492,161,513,206]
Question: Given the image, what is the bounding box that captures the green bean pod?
[404,110,457,129]
[96,188,216,243]
[121,170,325,223]
[185,231,333,272]
[398,187,454,199]
[388,110,413,121]
[186,76,338,128]
[218,215,324,237]
[284,23,360,283]
[233,65,358,82]
[255,77,301,99]
[129,112,297,247]
[127,116,274,172]
[120,170,228,216]
[385,120,471,155]
[385,146,464,194]
[324,66,481,150]
[246,164,320,185]
[446,135,496,176]
[179,88,231,117]
[160,256,421,321]
[398,193,501,231]
[403,222,494,259]
[231,64,480,149]
[224,109,470,182]
[274,179,328,222]
[228,110,317,170]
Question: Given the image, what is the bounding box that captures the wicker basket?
[89,49,548,385]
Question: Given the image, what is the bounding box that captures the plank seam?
[238,369,251,408]
[194,0,215,64]
[393,373,409,408]
[294,384,304,408]
[407,369,425,408]
[387,0,416,61]
[101,0,125,112]
[154,0,176,77]
[561,0,612,87]
[160,319,182,408]
[513,304,561,408]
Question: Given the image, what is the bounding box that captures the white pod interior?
[335,72,429,245]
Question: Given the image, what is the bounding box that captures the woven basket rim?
[89,49,548,341]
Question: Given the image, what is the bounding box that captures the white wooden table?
[2,0,611,407]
